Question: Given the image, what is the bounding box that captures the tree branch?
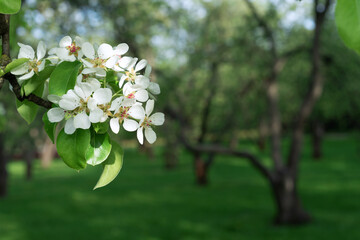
[287,0,332,172]
[0,13,52,109]
[4,73,52,109]
[165,106,273,181]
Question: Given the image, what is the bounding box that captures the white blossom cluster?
[11,36,164,144]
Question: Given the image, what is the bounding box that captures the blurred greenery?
[1,135,360,240]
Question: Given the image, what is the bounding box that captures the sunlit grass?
[0,134,360,240]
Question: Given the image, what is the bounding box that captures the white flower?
[11,41,46,82]
[54,36,84,61]
[88,88,113,123]
[123,82,149,103]
[105,43,129,69]
[47,83,95,134]
[81,42,114,77]
[108,97,144,134]
[118,59,147,87]
[136,99,165,144]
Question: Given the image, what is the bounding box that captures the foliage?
[335,0,360,54]
[0,0,21,14]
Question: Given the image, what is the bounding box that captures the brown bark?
[24,149,34,180]
[287,0,331,172]
[40,137,56,168]
[271,171,311,224]
[312,120,324,160]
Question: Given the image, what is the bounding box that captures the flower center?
[28,59,42,74]
[126,92,135,99]
[114,106,130,122]
[141,117,152,128]
[91,57,106,68]
[66,42,81,57]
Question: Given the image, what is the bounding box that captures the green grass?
[1,134,360,240]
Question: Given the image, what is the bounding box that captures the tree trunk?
[312,120,323,160]
[257,119,267,151]
[40,137,56,168]
[271,172,311,224]
[194,155,208,185]
[164,139,179,170]
[24,149,34,180]
[0,133,7,197]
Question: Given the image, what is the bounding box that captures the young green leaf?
[93,142,123,190]
[23,66,55,96]
[42,113,57,143]
[15,84,44,124]
[16,99,39,124]
[86,130,112,166]
[0,0,21,14]
[4,58,29,74]
[56,128,91,170]
[49,61,82,96]
[92,121,109,134]
[335,0,360,54]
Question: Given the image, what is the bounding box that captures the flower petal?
[64,118,76,134]
[145,99,154,116]
[82,42,95,59]
[19,70,34,80]
[109,97,123,111]
[59,36,72,48]
[115,43,129,55]
[57,48,76,62]
[74,111,91,129]
[105,56,118,68]
[135,89,149,102]
[37,41,46,60]
[128,105,145,120]
[149,112,165,126]
[148,82,160,95]
[89,108,104,123]
[47,107,65,122]
[18,43,35,59]
[38,60,45,72]
[47,94,61,104]
[135,59,147,72]
[123,119,139,132]
[144,127,157,144]
[11,63,28,75]
[110,118,120,134]
[137,127,144,145]
[135,76,150,89]
[93,88,112,104]
[98,43,113,59]
[119,56,134,69]
[95,68,106,77]
[144,64,152,78]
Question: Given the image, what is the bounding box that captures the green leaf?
[93,142,123,190]
[49,61,82,96]
[16,99,38,124]
[0,0,21,14]
[335,0,360,53]
[4,58,29,74]
[15,84,44,124]
[23,66,55,96]
[86,130,112,166]
[42,113,57,143]
[92,121,109,134]
[56,128,91,170]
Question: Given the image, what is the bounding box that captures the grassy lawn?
[1,134,360,240]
